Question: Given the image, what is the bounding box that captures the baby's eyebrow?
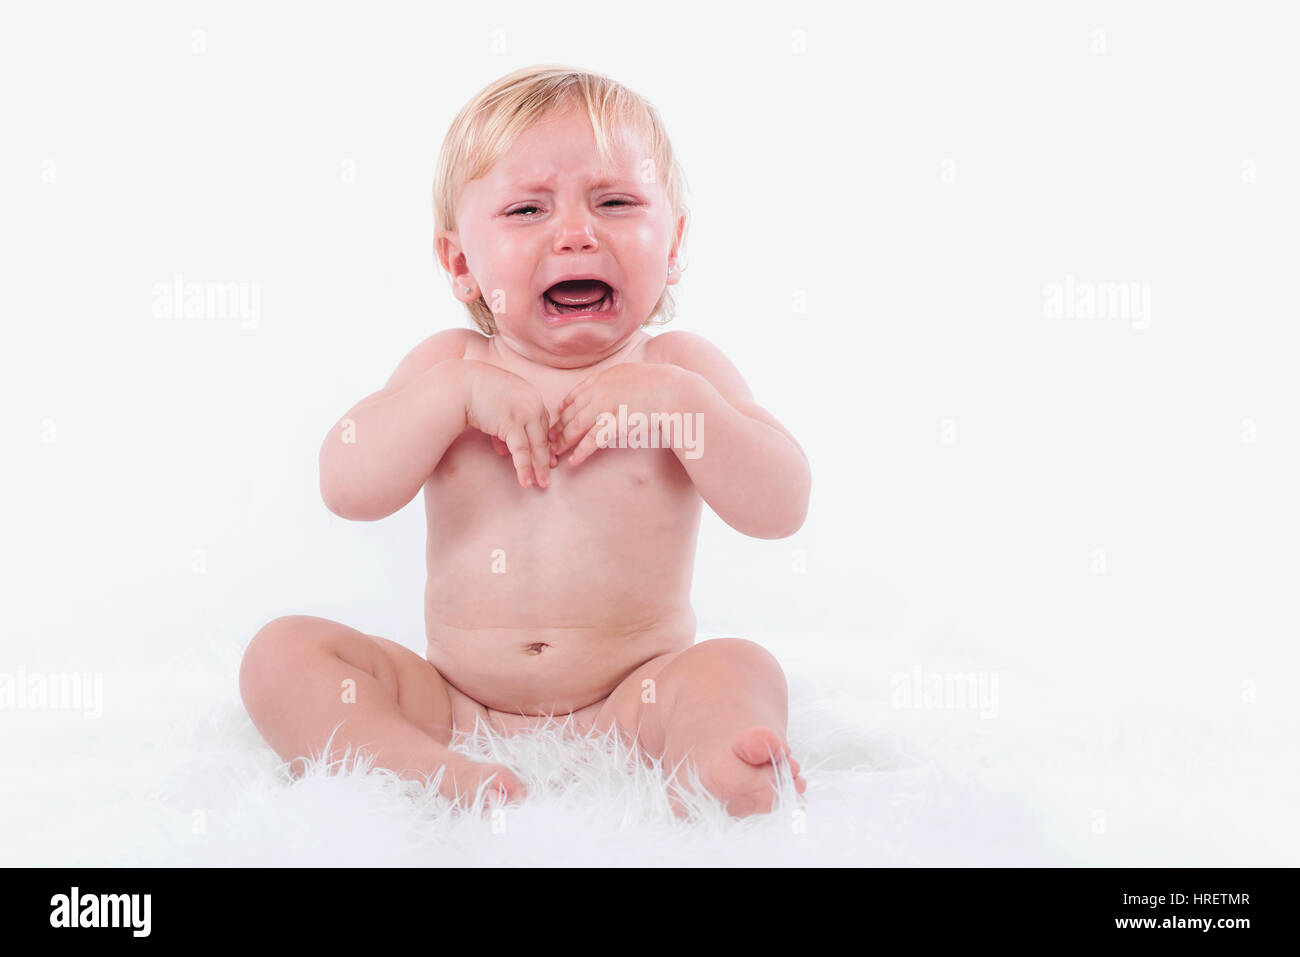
[508,177,634,193]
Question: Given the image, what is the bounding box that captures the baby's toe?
[730,726,790,766]
[482,765,526,803]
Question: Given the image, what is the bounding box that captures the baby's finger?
[524,416,550,489]
[551,397,593,454]
[557,373,596,413]
[567,425,606,467]
[490,436,510,456]
[550,410,586,460]
[551,391,589,438]
[505,428,534,487]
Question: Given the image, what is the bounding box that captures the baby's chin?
[499,314,645,367]
[542,320,644,353]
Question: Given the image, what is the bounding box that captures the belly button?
[524,642,549,655]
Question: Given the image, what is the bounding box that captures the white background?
[3,0,1297,822]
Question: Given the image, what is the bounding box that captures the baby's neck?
[490,329,649,371]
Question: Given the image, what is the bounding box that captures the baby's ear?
[435,228,468,275]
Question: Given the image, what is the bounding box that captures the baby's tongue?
[547,280,608,306]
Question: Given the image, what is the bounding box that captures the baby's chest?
[431,431,690,517]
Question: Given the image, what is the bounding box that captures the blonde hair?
[433,65,689,336]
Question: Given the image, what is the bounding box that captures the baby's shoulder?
[644,330,753,402]
[383,327,485,392]
[643,329,725,367]
[454,327,493,360]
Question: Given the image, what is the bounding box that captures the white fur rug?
[3,630,1293,866]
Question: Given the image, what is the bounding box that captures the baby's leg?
[628,638,806,818]
[239,615,525,807]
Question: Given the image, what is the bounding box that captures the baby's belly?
[421,428,702,713]
[424,608,696,714]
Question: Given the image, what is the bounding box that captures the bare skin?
[239,107,812,817]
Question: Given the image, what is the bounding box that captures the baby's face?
[441,108,684,366]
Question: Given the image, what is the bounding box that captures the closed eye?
[507,199,637,217]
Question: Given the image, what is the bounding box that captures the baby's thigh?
[240,616,457,750]
[361,634,459,742]
[589,648,689,749]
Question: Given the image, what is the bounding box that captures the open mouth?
[541,279,617,318]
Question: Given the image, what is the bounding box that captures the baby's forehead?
[491,115,649,180]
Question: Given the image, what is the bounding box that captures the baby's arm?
[319,328,476,521]
[653,331,811,539]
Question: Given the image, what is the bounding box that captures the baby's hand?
[463,362,557,488]
[549,363,687,467]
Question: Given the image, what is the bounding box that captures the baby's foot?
[435,753,527,810]
[671,726,807,819]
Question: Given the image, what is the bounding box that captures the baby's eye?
[506,199,636,217]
